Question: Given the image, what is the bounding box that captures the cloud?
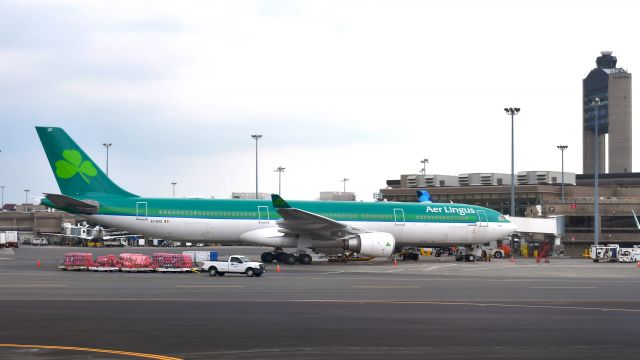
[0,0,639,204]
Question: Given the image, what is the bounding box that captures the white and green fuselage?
[82,196,512,246]
[36,126,516,256]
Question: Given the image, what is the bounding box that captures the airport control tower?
[583,51,632,174]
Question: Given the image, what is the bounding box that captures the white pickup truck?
[202,255,265,277]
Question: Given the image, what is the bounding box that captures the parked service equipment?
[0,231,19,248]
[202,255,265,277]
[590,244,619,262]
[618,248,640,263]
[183,251,217,266]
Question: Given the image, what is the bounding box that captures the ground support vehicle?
[618,248,640,263]
[591,244,620,262]
[398,247,420,261]
[32,238,49,246]
[481,247,505,258]
[328,253,373,262]
[455,247,476,262]
[202,255,265,277]
[0,231,19,248]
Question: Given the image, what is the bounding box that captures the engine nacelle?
[344,232,395,257]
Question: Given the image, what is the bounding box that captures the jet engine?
[344,232,395,257]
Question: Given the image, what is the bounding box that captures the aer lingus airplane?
[36,126,516,264]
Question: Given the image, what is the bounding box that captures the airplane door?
[136,202,148,220]
[477,210,488,227]
[258,206,269,223]
[394,208,405,226]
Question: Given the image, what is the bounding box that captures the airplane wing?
[271,194,367,239]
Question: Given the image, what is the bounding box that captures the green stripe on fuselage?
[78,197,508,224]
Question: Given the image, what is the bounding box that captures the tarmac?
[1,246,640,359]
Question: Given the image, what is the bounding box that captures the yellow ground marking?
[176,285,244,288]
[0,285,66,287]
[0,344,181,360]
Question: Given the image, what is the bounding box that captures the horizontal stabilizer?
[44,193,99,214]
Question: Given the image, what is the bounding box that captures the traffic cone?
[276,264,281,273]
[510,256,515,263]
[637,261,640,268]
[37,260,41,268]
[393,259,398,266]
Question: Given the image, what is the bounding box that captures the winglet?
[633,209,640,230]
[417,190,432,203]
[271,194,292,209]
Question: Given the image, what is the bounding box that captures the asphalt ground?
[1,246,640,359]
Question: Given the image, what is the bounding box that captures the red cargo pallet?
[95,254,118,267]
[118,253,154,270]
[61,252,94,270]
[153,253,193,269]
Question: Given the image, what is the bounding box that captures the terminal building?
[380,172,640,256]
[381,51,635,256]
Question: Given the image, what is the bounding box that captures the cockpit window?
[499,215,507,221]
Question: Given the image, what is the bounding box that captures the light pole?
[171,182,177,198]
[251,134,262,199]
[274,166,285,195]
[24,189,30,204]
[1,185,5,208]
[420,158,428,175]
[504,107,520,217]
[557,145,568,202]
[103,142,112,176]
[591,97,601,247]
[341,178,349,193]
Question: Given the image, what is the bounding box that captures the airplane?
[36,126,517,264]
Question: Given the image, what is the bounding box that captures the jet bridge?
[507,215,565,252]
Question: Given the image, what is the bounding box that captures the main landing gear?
[396,247,419,261]
[261,250,313,265]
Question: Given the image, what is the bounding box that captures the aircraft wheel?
[284,253,297,265]
[275,252,286,263]
[298,254,312,265]
[411,253,419,261]
[261,252,275,263]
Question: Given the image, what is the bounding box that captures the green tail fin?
[36,127,137,198]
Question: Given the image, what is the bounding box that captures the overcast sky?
[1,0,638,204]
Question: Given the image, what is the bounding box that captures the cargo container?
[183,251,217,264]
[0,231,19,248]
